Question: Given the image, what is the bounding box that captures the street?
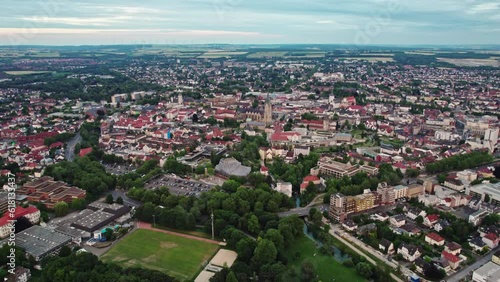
[65,132,81,161]
[110,190,142,207]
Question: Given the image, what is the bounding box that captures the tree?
[355,262,373,278]
[415,215,424,225]
[248,215,260,234]
[59,245,71,257]
[252,239,277,267]
[116,196,124,205]
[54,201,69,217]
[264,229,284,250]
[226,271,238,282]
[71,198,86,210]
[301,259,317,281]
[105,194,114,204]
[308,208,322,225]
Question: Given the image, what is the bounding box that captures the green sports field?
[101,229,219,281]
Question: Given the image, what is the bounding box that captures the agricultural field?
[342,57,395,62]
[4,70,52,75]
[283,236,366,282]
[286,51,326,58]
[101,229,219,281]
[437,57,500,67]
[247,51,288,58]
[198,51,248,58]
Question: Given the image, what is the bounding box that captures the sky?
[0,0,499,46]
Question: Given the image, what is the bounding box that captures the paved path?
[137,221,222,245]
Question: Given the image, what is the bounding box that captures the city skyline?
[1,0,500,45]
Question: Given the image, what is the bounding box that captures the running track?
[137,221,221,245]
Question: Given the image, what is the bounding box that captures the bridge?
[278,204,329,218]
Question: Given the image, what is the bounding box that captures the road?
[278,204,329,218]
[445,246,499,282]
[110,190,142,207]
[65,132,81,161]
[325,220,405,282]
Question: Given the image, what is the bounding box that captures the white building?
[472,261,500,282]
[275,181,293,198]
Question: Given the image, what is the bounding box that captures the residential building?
[444,242,462,256]
[0,206,40,238]
[482,233,499,249]
[377,182,395,205]
[407,183,425,198]
[397,243,422,262]
[425,232,445,246]
[379,238,394,254]
[441,251,463,270]
[444,178,465,192]
[390,214,406,227]
[423,214,439,227]
[275,181,292,198]
[342,220,358,232]
[394,185,408,200]
[406,207,426,220]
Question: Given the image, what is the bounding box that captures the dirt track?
[137,221,221,245]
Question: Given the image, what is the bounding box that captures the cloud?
[19,16,132,26]
[316,20,334,24]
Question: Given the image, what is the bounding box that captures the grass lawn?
[284,236,366,282]
[101,229,219,281]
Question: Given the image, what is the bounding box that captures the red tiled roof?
[79,147,93,157]
[441,251,461,263]
[426,232,444,242]
[484,233,498,241]
[426,214,439,222]
[303,175,319,182]
[0,206,39,226]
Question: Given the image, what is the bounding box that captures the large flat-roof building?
[6,226,71,261]
[215,158,251,178]
[472,261,500,282]
[466,182,500,206]
[318,157,359,178]
[17,176,86,209]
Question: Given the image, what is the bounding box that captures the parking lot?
[145,174,214,197]
[103,163,136,175]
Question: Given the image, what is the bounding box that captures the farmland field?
[437,57,500,67]
[342,57,395,62]
[101,229,219,281]
[198,51,248,58]
[5,71,52,75]
[247,51,288,58]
